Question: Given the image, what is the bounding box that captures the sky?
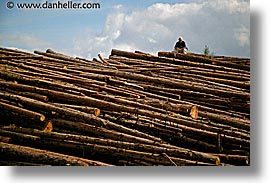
[0,0,250,58]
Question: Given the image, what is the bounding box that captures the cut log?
[1,127,220,165]
[0,142,111,166]
[209,153,249,166]
[59,68,250,99]
[0,91,163,142]
[199,111,250,129]
[52,103,100,116]
[0,100,45,122]
[18,92,49,102]
[98,54,109,65]
[0,81,250,134]
[0,91,109,126]
[51,118,160,145]
[0,60,107,86]
[135,98,198,119]
[0,160,48,166]
[158,51,250,71]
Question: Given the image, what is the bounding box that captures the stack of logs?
[0,46,250,166]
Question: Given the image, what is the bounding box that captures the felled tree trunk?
[158,51,250,71]
[0,101,45,122]
[0,142,111,166]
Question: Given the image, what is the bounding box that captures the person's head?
[178,37,183,42]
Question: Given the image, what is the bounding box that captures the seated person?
[174,37,188,54]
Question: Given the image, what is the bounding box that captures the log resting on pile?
[57,68,250,99]
[0,82,250,132]
[0,127,220,165]
[0,91,163,143]
[0,101,45,122]
[157,51,250,71]
[0,142,111,166]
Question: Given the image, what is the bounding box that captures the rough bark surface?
[0,47,250,166]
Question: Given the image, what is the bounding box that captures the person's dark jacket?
[174,41,188,50]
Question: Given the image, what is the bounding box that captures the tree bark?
[52,103,100,116]
[0,142,111,166]
[158,51,250,71]
[0,100,45,122]
[1,127,220,165]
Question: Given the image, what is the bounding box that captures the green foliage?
[203,45,210,56]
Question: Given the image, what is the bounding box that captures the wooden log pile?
[0,47,250,166]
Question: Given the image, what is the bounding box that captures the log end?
[40,114,46,122]
[42,96,49,102]
[246,158,250,165]
[93,108,101,117]
[0,136,11,143]
[43,121,53,132]
[216,157,221,165]
[46,48,55,54]
[190,106,199,119]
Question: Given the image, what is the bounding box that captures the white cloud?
[207,0,249,14]
[70,0,250,58]
[234,25,250,47]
